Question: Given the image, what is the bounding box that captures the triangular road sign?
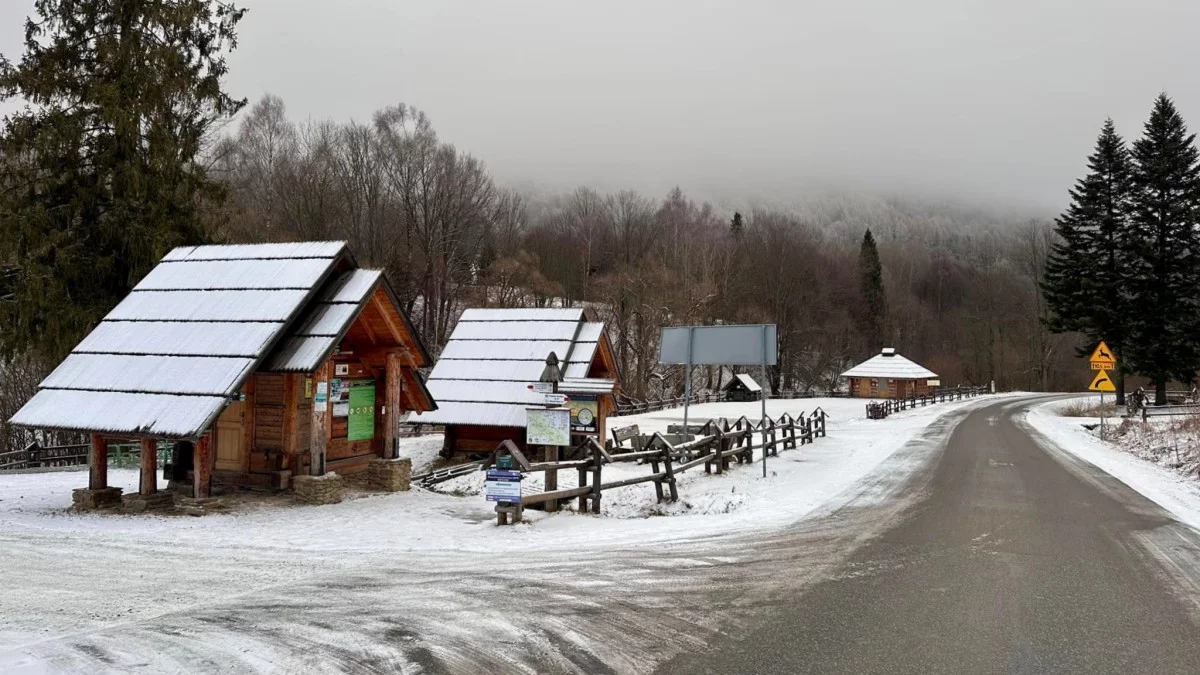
[1089,369,1116,393]
[1089,341,1116,365]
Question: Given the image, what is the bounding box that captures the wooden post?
[310,361,331,476]
[88,434,108,490]
[590,444,603,514]
[578,465,589,512]
[139,438,157,496]
[194,434,213,499]
[384,351,402,460]
[544,445,558,513]
[281,374,302,476]
[663,438,679,502]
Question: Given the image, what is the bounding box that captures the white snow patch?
[1025,397,1200,532]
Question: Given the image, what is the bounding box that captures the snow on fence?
[480,409,829,524]
[865,385,988,420]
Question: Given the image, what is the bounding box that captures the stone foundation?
[179,496,227,517]
[122,492,175,513]
[294,473,344,505]
[72,487,124,511]
[367,458,412,492]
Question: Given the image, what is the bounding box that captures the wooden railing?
[481,409,829,523]
[613,389,845,417]
[0,440,173,472]
[865,386,989,420]
[0,441,89,471]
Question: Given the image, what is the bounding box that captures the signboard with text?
[485,469,522,503]
[347,380,376,441]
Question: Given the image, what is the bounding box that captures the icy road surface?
[3,395,1017,673]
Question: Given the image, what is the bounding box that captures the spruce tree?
[1125,94,1200,404]
[1042,119,1135,404]
[0,0,246,360]
[730,211,744,239]
[856,228,887,351]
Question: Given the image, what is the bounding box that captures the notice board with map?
[526,407,571,446]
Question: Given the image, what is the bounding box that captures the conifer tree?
[1042,119,1135,404]
[0,0,246,360]
[730,211,744,239]
[856,228,887,351]
[1125,94,1200,404]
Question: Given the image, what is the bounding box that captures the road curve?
[659,395,1200,675]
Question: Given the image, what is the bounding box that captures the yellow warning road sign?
[1089,341,1116,370]
[1089,369,1116,392]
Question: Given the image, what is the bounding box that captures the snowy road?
[661,395,1200,674]
[1,394,1082,674]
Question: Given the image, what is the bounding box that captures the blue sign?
[485,469,522,503]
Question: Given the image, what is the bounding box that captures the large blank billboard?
[658,324,777,366]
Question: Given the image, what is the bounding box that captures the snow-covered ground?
[0,395,1001,673]
[1025,397,1200,532]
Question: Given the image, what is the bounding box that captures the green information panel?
[348,379,376,441]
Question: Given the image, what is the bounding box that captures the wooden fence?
[865,386,989,420]
[481,409,829,524]
[0,440,172,472]
[613,390,843,417]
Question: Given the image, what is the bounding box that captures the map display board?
[526,407,571,446]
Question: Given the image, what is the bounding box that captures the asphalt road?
[660,396,1200,675]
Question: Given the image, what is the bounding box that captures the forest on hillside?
[0,0,1088,455]
[204,95,1075,399]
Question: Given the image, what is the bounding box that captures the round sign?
[578,408,594,425]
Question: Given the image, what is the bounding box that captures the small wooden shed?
[9,242,436,504]
[841,347,938,399]
[409,308,620,456]
[724,373,763,402]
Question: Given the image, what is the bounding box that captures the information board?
[348,379,376,441]
[526,407,571,446]
[569,395,599,433]
[485,469,522,503]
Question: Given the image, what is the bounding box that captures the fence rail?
[480,409,829,524]
[1141,404,1200,420]
[0,440,173,472]
[865,386,989,420]
[613,389,844,417]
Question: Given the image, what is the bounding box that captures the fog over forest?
[4,0,1200,213]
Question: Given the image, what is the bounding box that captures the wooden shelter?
[841,347,938,399]
[9,242,435,504]
[724,373,763,402]
[409,308,620,456]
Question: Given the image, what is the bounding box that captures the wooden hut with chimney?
[840,347,938,399]
[9,242,435,508]
[409,308,620,456]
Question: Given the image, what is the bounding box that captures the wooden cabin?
[841,347,938,399]
[724,373,763,402]
[409,308,620,456]
[9,242,435,504]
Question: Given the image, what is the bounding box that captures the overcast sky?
[3,0,1200,213]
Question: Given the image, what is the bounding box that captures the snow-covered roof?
[262,269,383,372]
[410,308,615,428]
[10,242,348,438]
[840,348,937,380]
[730,373,763,393]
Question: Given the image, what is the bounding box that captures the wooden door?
[215,400,246,472]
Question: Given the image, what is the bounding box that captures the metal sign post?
[761,324,769,478]
[659,324,777,473]
[1088,341,1117,441]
